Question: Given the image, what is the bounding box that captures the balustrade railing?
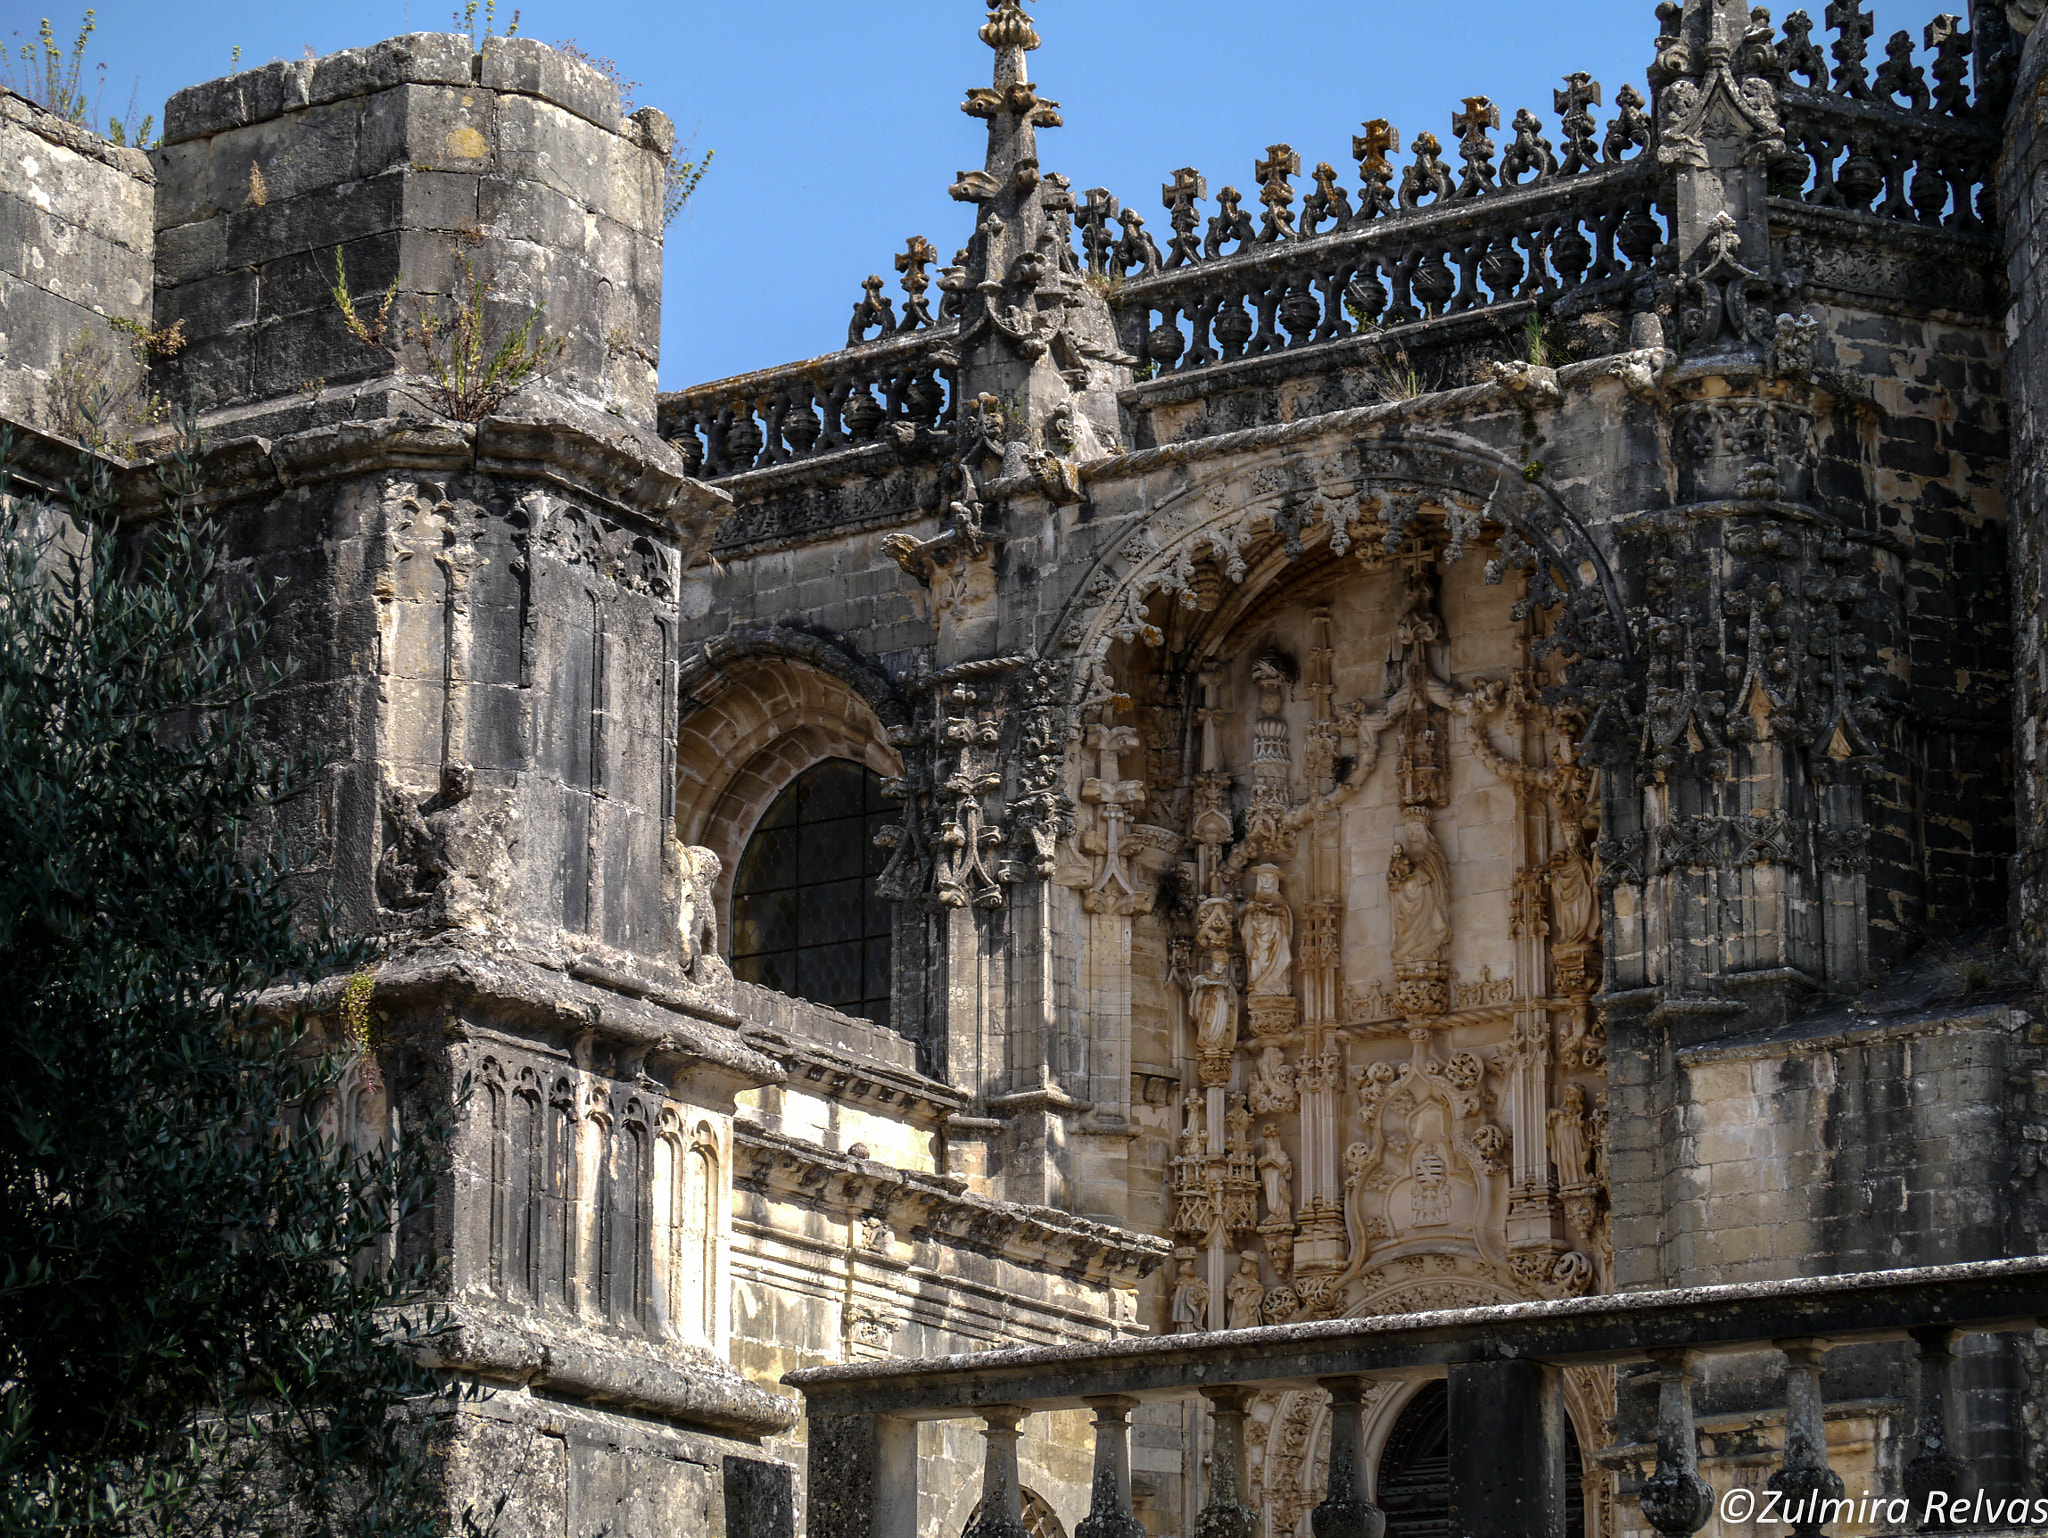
[1107,161,1666,378]
[662,4,2010,481]
[791,1256,2048,1538]
[658,325,959,482]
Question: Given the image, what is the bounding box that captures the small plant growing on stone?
[4,12,98,124]
[663,138,714,229]
[1361,345,1426,405]
[332,245,565,422]
[454,0,519,44]
[48,315,185,457]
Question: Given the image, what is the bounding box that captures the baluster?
[806,1411,917,1538]
[1638,1350,1714,1537]
[964,1405,1030,1538]
[1767,1338,1844,1538]
[1312,1377,1387,1538]
[1903,1326,1972,1526]
[1075,1396,1144,1538]
[1197,1386,1258,1538]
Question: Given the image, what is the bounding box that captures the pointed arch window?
[729,759,893,1023]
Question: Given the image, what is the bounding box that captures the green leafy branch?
[332,245,565,422]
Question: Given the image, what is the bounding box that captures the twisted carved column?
[1637,1350,1714,1536]
[1196,1386,1258,1538]
[1311,1376,1387,1538]
[1076,1395,1145,1538]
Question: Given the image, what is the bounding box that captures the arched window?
[729,759,893,1023]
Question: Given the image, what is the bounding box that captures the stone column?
[1637,1350,1714,1537]
[1312,1377,1386,1538]
[1195,1387,1258,1538]
[1767,1339,1844,1538]
[806,1411,918,1538]
[1903,1326,1972,1523]
[1076,1396,1144,1538]
[1446,1359,1566,1538]
[965,1405,1030,1538]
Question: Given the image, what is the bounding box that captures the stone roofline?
[734,1123,1172,1288]
[158,31,674,153]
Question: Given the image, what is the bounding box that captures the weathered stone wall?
[2007,19,2048,986]
[150,33,669,439]
[0,89,154,438]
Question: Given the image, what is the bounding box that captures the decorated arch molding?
[675,625,906,922]
[1045,427,1630,736]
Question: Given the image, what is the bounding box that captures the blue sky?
[13,0,1948,389]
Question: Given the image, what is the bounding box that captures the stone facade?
[6,0,2048,1532]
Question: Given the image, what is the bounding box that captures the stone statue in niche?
[1388,815,1452,963]
[1242,863,1294,995]
[1225,1251,1266,1329]
[1258,1125,1294,1219]
[1247,1044,1298,1114]
[1549,1083,1593,1188]
[1549,843,1598,946]
[1170,1250,1209,1332]
[1190,950,1239,1084]
[1388,809,1453,1017]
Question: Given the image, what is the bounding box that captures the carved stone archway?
[676,629,905,929]
[1045,426,1628,735]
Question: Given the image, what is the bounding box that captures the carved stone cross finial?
[1554,72,1602,173]
[1451,97,1500,198]
[1825,0,1875,97]
[1254,144,1301,242]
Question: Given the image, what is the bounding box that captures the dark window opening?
[729,759,893,1025]
[1375,1378,1584,1538]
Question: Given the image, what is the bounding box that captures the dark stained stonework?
[7,0,2048,1531]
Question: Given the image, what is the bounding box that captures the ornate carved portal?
[1079,448,1613,1339]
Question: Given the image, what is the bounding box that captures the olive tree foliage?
[0,435,479,1537]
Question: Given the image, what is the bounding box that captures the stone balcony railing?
[788,1256,2048,1538]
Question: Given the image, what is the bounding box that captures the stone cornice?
[419,1299,797,1437]
[744,1027,965,1126]
[732,1125,1170,1288]
[288,940,783,1102]
[3,407,736,566]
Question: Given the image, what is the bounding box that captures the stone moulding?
[417,1299,799,1437]
[82,411,733,565]
[733,1125,1171,1288]
[297,943,785,1103]
[158,31,666,146]
[745,1028,965,1128]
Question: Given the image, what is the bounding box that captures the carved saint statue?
[1549,1082,1593,1189]
[1247,1044,1297,1115]
[1257,1125,1294,1220]
[1225,1251,1266,1330]
[1241,863,1294,996]
[1388,812,1453,963]
[1548,843,1598,947]
[1170,1253,1209,1333]
[1190,950,1238,1058]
